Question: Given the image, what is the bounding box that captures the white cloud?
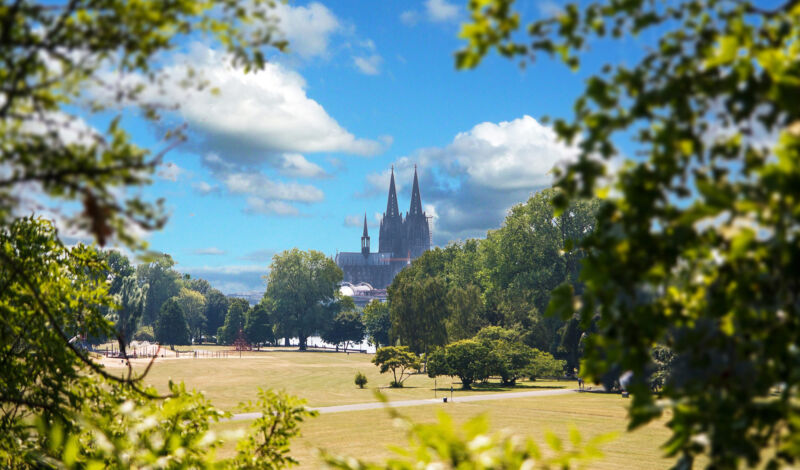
[425,0,459,22]
[172,47,384,161]
[224,172,323,203]
[244,197,301,216]
[363,116,578,243]
[180,264,268,294]
[279,153,328,178]
[192,180,219,195]
[157,162,186,182]
[353,54,383,75]
[193,247,226,255]
[273,2,341,59]
[400,10,420,26]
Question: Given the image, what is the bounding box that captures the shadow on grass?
[433,382,570,393]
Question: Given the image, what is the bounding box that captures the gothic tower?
[379,166,404,255]
[361,213,370,255]
[403,165,430,259]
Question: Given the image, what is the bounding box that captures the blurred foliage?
[458,0,800,467]
[0,0,285,249]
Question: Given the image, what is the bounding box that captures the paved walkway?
[227,388,577,422]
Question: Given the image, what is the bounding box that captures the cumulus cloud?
[278,153,328,178]
[193,247,226,255]
[425,0,459,22]
[173,46,384,161]
[273,2,341,59]
[353,54,383,75]
[180,265,268,294]
[224,172,323,203]
[363,116,578,244]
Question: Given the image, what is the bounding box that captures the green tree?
[155,298,190,348]
[219,298,249,345]
[136,254,181,325]
[244,302,274,348]
[363,300,391,347]
[186,278,212,295]
[372,346,421,388]
[110,275,146,347]
[458,1,800,465]
[322,310,366,352]
[388,271,448,356]
[445,284,485,341]
[427,340,490,390]
[175,287,207,343]
[204,289,229,337]
[265,249,342,351]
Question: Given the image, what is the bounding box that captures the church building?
[335,166,431,289]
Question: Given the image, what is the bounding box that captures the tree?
[204,289,229,338]
[389,272,448,356]
[265,249,342,351]
[427,340,490,390]
[323,310,365,352]
[445,284,485,341]
[363,300,391,347]
[175,287,207,343]
[527,350,566,381]
[137,254,181,325]
[458,0,800,466]
[245,302,274,348]
[219,298,249,345]
[186,278,212,295]
[155,298,190,348]
[110,275,146,347]
[372,346,421,388]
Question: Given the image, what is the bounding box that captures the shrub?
[372,346,421,388]
[354,371,368,389]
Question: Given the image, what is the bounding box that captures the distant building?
[335,166,431,289]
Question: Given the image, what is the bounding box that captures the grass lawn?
[213,392,684,469]
[124,350,572,410]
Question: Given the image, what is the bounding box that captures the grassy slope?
[131,350,571,410]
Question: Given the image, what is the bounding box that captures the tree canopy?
[458,0,800,466]
[264,249,342,350]
[155,298,190,348]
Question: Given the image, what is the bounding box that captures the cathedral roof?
[335,251,391,266]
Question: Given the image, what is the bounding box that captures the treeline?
[388,189,600,373]
[100,252,235,348]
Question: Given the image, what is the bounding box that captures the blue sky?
[87,0,643,293]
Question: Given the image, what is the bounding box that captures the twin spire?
[385,165,423,218]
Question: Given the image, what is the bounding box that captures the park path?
[227,388,578,422]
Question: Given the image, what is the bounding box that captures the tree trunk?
[299,335,307,351]
[284,336,290,347]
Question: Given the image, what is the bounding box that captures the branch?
[0,249,173,400]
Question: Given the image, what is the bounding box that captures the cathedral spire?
[409,164,423,216]
[361,212,370,255]
[386,165,400,218]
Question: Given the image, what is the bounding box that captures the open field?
[213,392,683,469]
[108,350,573,410]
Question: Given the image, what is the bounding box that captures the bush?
[133,326,155,342]
[354,371,368,389]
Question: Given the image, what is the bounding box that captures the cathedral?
[335,166,431,289]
